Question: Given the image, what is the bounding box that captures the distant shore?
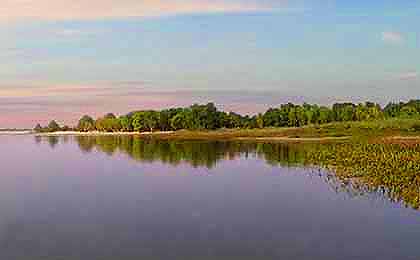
[35,131,173,136]
[33,130,352,142]
[5,130,420,144]
[0,130,33,135]
[5,118,420,144]
[35,131,420,143]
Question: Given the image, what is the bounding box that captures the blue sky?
[0,0,419,127]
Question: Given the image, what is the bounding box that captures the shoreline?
[33,130,352,142]
[34,131,173,136]
[9,129,420,144]
[235,136,351,142]
[0,131,33,135]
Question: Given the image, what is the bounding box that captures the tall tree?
[77,115,95,132]
[48,120,61,132]
[119,115,133,132]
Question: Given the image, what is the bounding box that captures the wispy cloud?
[381,31,405,44]
[0,0,278,22]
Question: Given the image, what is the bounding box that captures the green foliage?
[95,115,122,132]
[170,113,187,130]
[132,111,160,132]
[40,99,420,133]
[144,111,160,132]
[34,120,69,133]
[256,114,264,129]
[384,100,420,118]
[47,120,61,132]
[119,115,133,132]
[159,110,171,131]
[307,142,420,210]
[104,113,117,119]
[77,115,95,132]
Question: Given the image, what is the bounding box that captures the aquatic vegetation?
[307,142,420,210]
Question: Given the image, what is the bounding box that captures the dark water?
[1,135,419,260]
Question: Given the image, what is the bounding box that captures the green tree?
[104,113,116,119]
[77,115,95,132]
[159,110,171,131]
[34,123,43,133]
[318,106,332,124]
[144,111,160,132]
[132,111,160,132]
[256,113,264,129]
[170,113,186,130]
[119,115,133,132]
[107,118,122,132]
[384,102,402,118]
[95,115,122,132]
[401,106,418,117]
[132,112,146,132]
[48,120,61,132]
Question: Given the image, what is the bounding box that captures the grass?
[147,118,420,210]
[36,118,420,141]
[307,142,420,210]
[141,118,420,141]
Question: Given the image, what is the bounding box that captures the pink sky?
[0,0,274,21]
[0,83,368,128]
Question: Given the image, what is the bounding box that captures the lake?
[1,135,419,260]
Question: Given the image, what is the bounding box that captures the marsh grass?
[308,142,420,210]
[143,118,420,141]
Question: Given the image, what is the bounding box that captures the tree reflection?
[35,135,419,210]
[47,136,59,148]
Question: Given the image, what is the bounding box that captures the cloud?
[0,0,277,22]
[381,31,404,44]
[398,71,418,81]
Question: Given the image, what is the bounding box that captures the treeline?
[34,100,420,133]
[34,120,71,133]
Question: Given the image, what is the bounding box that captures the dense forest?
[34,100,420,133]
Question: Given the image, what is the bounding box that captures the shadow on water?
[36,135,418,211]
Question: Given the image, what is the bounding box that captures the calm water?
[1,135,419,260]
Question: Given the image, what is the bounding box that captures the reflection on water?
[70,135,314,168]
[0,135,418,260]
[37,136,415,209]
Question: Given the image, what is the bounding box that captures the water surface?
[1,135,419,259]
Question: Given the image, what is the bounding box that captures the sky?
[0,0,419,127]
